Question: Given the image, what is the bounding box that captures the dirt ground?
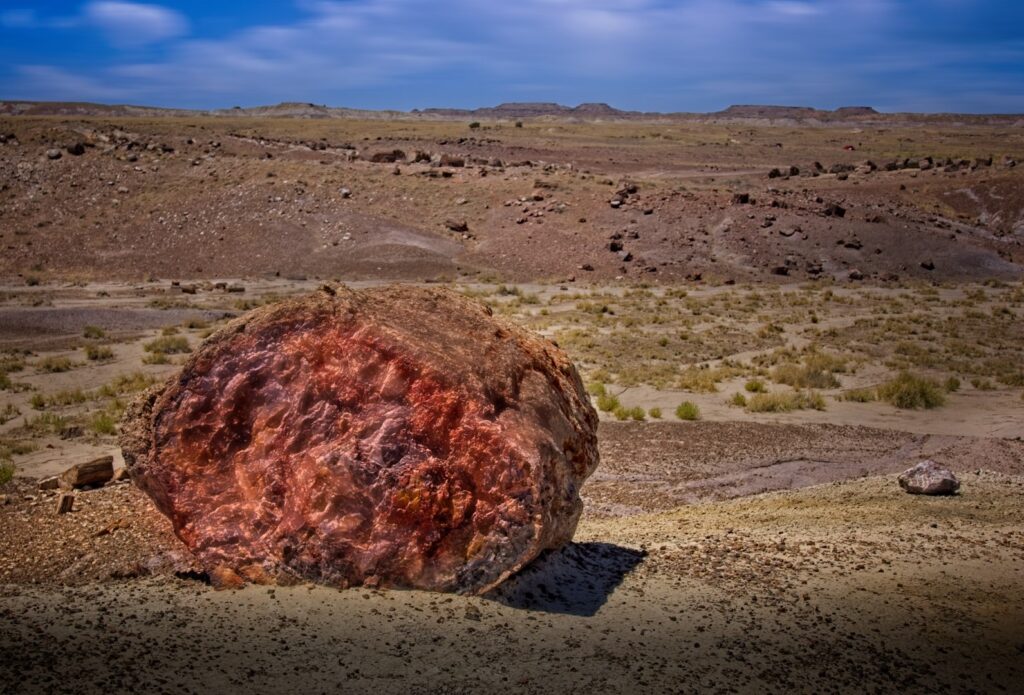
[1,114,1022,284]
[1,112,1023,693]
[2,468,1022,694]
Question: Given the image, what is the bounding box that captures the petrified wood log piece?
[120,285,598,594]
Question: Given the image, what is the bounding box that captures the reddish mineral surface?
[120,285,598,594]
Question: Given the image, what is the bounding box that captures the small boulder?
[46,149,62,160]
[898,460,959,496]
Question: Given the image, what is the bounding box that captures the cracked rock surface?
[120,285,598,594]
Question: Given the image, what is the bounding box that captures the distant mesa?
[717,104,880,119]
[833,106,880,117]
[0,99,1018,124]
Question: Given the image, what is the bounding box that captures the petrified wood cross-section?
[120,285,598,594]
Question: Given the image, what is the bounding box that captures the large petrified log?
[120,285,598,594]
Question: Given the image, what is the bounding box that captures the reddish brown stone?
[120,285,598,594]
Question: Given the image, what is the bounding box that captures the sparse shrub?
[729,392,748,407]
[0,373,10,391]
[0,403,20,425]
[89,412,117,436]
[613,405,645,421]
[804,391,827,411]
[83,325,106,339]
[161,326,180,336]
[97,372,158,397]
[970,377,995,391]
[747,391,826,413]
[649,407,662,419]
[841,387,876,403]
[0,354,26,373]
[469,121,481,129]
[25,412,69,435]
[944,376,961,393]
[745,379,767,393]
[877,372,946,409]
[142,352,170,365]
[678,367,740,393]
[772,364,839,389]
[675,401,700,420]
[29,393,46,410]
[597,393,621,413]
[587,382,607,397]
[49,389,88,407]
[143,336,190,354]
[25,276,40,287]
[85,344,114,361]
[185,319,209,330]
[36,356,75,373]
[0,462,14,485]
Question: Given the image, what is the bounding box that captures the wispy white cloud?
[1,0,1022,112]
[84,1,188,47]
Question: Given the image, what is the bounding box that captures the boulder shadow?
[483,542,646,617]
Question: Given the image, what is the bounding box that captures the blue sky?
[1,1,1022,113]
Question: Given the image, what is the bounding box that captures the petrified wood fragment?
[120,285,598,594]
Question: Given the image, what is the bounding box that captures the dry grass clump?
[83,325,106,339]
[728,392,748,407]
[877,372,945,409]
[596,392,621,413]
[675,401,701,420]
[96,372,158,397]
[677,366,742,393]
[746,391,826,413]
[840,387,877,403]
[84,344,114,361]
[0,461,14,485]
[771,362,840,390]
[614,405,646,421]
[143,336,191,354]
[89,412,118,436]
[744,379,767,393]
[35,356,76,373]
[0,403,20,425]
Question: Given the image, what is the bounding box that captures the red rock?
[120,285,598,594]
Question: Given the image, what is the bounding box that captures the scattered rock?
[55,492,75,515]
[824,203,846,218]
[38,476,61,491]
[60,456,114,490]
[445,218,469,233]
[369,149,406,163]
[45,149,62,160]
[898,460,960,496]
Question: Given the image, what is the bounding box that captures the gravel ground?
[2,423,1023,693]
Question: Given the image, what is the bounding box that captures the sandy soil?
[2,470,1022,694]
[1,116,1021,284]
[2,113,1023,693]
